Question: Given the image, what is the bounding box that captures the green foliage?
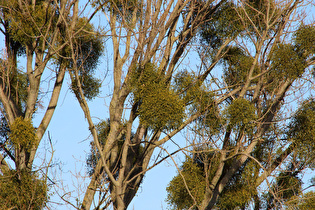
[242,0,279,35]
[264,171,302,209]
[200,1,242,51]
[10,70,28,110]
[200,0,279,54]
[268,24,315,83]
[67,18,103,100]
[294,24,315,55]
[173,70,203,105]
[86,120,112,175]
[96,120,112,145]
[270,43,306,80]
[0,169,48,209]
[166,152,258,210]
[196,106,223,136]
[276,172,302,200]
[2,0,57,45]
[223,46,259,87]
[217,187,254,210]
[224,98,257,130]
[0,58,28,109]
[217,160,259,209]
[13,70,28,105]
[166,157,206,210]
[296,191,315,210]
[71,73,102,100]
[138,87,184,130]
[287,99,315,168]
[70,18,104,72]
[166,3,315,210]
[93,0,140,24]
[0,115,10,143]
[173,70,214,109]
[9,117,37,151]
[131,63,185,130]
[166,150,220,209]
[288,99,315,142]
[173,70,222,134]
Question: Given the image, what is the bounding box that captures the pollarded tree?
[166,0,315,209]
[0,0,103,208]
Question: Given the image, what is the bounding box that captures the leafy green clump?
[173,70,202,105]
[3,0,57,45]
[225,98,257,130]
[67,18,103,100]
[166,158,206,210]
[86,120,111,176]
[296,191,315,210]
[196,106,223,135]
[9,117,37,150]
[71,72,102,100]
[200,1,242,51]
[0,63,29,110]
[294,24,315,55]
[166,152,258,210]
[267,25,315,89]
[276,172,302,200]
[270,43,306,80]
[287,99,315,168]
[223,47,259,87]
[288,99,315,142]
[264,171,302,209]
[217,160,259,209]
[70,17,104,72]
[138,86,184,130]
[93,0,140,24]
[173,70,221,134]
[131,63,185,130]
[0,169,48,209]
[217,187,254,209]
[173,70,214,108]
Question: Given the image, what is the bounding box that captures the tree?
[0,0,102,208]
[166,0,315,209]
[74,0,238,209]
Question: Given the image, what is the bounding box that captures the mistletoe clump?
[130,63,185,131]
[9,117,37,150]
[225,98,257,130]
[0,169,48,209]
